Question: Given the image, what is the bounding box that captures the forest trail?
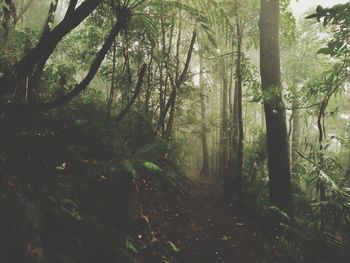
[140,178,276,263]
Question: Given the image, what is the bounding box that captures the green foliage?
[307,3,350,57]
[167,241,180,252]
[49,197,83,222]
[125,237,138,254]
[142,161,162,172]
[0,93,188,262]
[244,130,268,205]
[0,26,38,72]
[280,0,297,47]
[1,0,349,262]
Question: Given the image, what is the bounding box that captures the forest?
[0,0,349,262]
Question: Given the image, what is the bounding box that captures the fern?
[141,160,162,172]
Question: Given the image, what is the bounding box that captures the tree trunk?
[234,2,244,198]
[0,0,104,96]
[291,97,300,176]
[221,69,229,178]
[259,0,293,215]
[158,31,197,138]
[212,86,219,177]
[144,48,154,114]
[199,53,210,177]
[115,64,147,123]
[225,11,244,199]
[106,40,117,119]
[165,99,176,139]
[317,104,326,228]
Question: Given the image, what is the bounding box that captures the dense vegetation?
[0,0,349,262]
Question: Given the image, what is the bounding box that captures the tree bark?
[259,0,293,215]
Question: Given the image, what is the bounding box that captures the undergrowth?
[0,99,187,263]
[242,130,350,263]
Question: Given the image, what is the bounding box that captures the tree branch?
[158,30,197,129]
[38,15,126,110]
[115,63,147,123]
[164,31,197,120]
[176,30,197,87]
[0,0,103,96]
[64,0,78,19]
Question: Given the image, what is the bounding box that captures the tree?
[305,2,350,228]
[259,0,293,215]
[231,0,244,199]
[0,1,144,113]
[199,50,210,177]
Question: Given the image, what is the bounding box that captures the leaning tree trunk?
[0,0,103,97]
[259,0,293,215]
[29,0,59,99]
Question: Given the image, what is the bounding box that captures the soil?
[138,178,280,263]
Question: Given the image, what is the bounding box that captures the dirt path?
[140,178,276,263]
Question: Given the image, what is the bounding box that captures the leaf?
[316,48,332,55]
[316,5,324,15]
[125,238,138,254]
[60,198,82,221]
[167,241,180,252]
[305,14,318,20]
[141,161,162,172]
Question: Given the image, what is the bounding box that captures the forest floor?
[138,178,282,263]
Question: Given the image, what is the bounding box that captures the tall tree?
[259,0,293,215]
[220,59,229,179]
[199,51,210,177]
[232,0,244,199]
